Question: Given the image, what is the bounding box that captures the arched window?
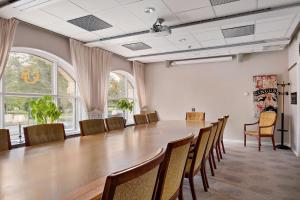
[0,48,81,144]
[107,70,138,124]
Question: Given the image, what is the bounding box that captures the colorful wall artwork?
[253,75,278,118]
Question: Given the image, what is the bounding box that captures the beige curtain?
[133,61,147,112]
[0,18,18,79]
[70,39,112,119]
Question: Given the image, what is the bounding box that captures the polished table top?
[0,120,212,200]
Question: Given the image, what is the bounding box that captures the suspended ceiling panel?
[0,0,299,63]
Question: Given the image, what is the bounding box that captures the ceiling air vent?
[123,42,151,51]
[222,25,255,38]
[68,15,112,32]
[210,0,240,6]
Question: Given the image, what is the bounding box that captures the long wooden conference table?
[0,120,212,200]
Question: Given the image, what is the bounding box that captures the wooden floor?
[182,142,300,200]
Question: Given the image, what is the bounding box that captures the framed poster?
[253,75,278,118]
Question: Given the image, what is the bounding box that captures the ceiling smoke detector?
[150,18,171,37]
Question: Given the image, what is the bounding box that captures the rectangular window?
[57,67,75,96]
[4,96,36,144]
[57,98,75,130]
[4,53,52,95]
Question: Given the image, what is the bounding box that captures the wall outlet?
[192,108,195,112]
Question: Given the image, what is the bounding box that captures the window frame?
[0,47,81,144]
[107,70,139,123]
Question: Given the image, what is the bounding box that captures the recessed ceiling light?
[179,38,186,42]
[144,7,155,14]
[123,42,152,51]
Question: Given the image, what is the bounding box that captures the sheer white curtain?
[133,61,147,112]
[70,39,112,119]
[0,18,18,78]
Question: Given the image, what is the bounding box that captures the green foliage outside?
[3,53,74,127]
[29,95,62,124]
[117,98,134,117]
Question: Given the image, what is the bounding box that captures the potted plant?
[29,95,62,124]
[117,98,134,123]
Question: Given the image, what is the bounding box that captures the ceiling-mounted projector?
[150,18,171,37]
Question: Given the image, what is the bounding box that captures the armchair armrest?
[244,121,259,131]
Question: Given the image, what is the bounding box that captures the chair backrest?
[155,134,194,200]
[24,123,66,146]
[220,115,229,140]
[190,126,212,174]
[213,118,224,147]
[147,111,159,123]
[79,119,106,136]
[259,112,277,135]
[186,112,205,121]
[205,122,218,159]
[101,149,164,200]
[0,129,11,152]
[105,117,125,131]
[134,114,148,125]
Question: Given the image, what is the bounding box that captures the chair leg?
[203,166,209,189]
[218,142,223,159]
[200,168,208,192]
[221,140,226,154]
[188,177,197,200]
[244,134,246,147]
[211,151,217,169]
[215,146,220,162]
[258,136,261,152]
[272,136,276,151]
[178,186,184,200]
[209,155,215,176]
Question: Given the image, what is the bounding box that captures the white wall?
[288,30,300,156]
[13,21,133,74]
[145,50,289,143]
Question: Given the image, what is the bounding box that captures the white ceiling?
[0,0,300,63]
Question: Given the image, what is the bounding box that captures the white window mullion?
[0,75,4,128]
[53,62,58,96]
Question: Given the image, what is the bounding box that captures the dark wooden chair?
[101,149,164,200]
[147,111,159,123]
[204,122,218,177]
[212,118,224,162]
[219,115,229,154]
[184,126,212,198]
[186,112,205,121]
[134,114,148,125]
[24,123,66,146]
[105,117,125,131]
[79,119,106,136]
[244,111,277,151]
[0,129,11,152]
[155,134,194,200]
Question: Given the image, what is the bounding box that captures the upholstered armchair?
[134,114,148,125]
[24,123,66,146]
[0,129,11,152]
[79,119,106,136]
[186,112,205,121]
[244,111,277,151]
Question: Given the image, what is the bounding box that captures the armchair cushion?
[245,130,258,136]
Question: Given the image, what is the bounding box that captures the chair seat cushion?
[245,130,259,136]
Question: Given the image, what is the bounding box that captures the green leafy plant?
[29,95,62,124]
[117,98,134,118]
